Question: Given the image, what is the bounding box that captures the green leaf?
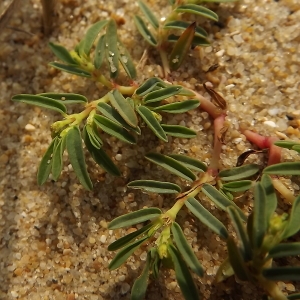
[48,62,91,77]
[168,244,200,300]
[143,86,182,103]
[108,208,162,229]
[138,0,159,29]
[93,114,137,144]
[282,195,300,239]
[252,183,267,248]
[164,20,208,38]
[150,248,161,278]
[215,257,234,283]
[38,93,87,104]
[227,206,252,261]
[268,243,300,259]
[219,164,260,181]
[145,153,196,182]
[37,138,56,185]
[131,251,151,300]
[201,184,246,221]
[83,131,121,176]
[12,94,67,115]
[222,180,253,193]
[263,162,300,176]
[133,15,157,46]
[51,135,66,181]
[94,34,106,69]
[167,154,207,172]
[152,99,200,113]
[263,267,300,281]
[227,237,249,281]
[108,90,138,128]
[97,102,141,135]
[287,293,300,300]
[78,20,108,56]
[175,4,218,21]
[105,20,119,78]
[167,34,210,47]
[186,197,228,239]
[118,39,137,79]
[66,126,93,190]
[83,124,103,149]
[48,42,78,64]
[274,140,300,150]
[109,236,149,270]
[136,77,166,96]
[108,223,154,251]
[128,180,181,194]
[136,106,168,142]
[171,222,203,277]
[161,124,197,138]
[169,22,196,71]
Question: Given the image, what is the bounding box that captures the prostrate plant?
[12,20,201,190]
[134,0,236,76]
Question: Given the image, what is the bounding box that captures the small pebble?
[25,124,36,131]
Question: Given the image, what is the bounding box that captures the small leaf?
[164,20,208,38]
[135,77,166,96]
[215,257,235,283]
[175,4,218,21]
[118,39,137,79]
[263,162,300,176]
[167,34,210,47]
[66,126,93,190]
[136,106,168,142]
[128,180,181,194]
[138,0,159,29]
[152,99,200,113]
[105,19,119,78]
[38,93,87,104]
[201,184,246,221]
[108,208,162,229]
[268,243,300,259]
[161,124,197,138]
[171,222,203,277]
[150,248,161,279]
[108,223,154,251]
[274,140,299,150]
[131,251,151,300]
[168,244,200,300]
[94,114,137,144]
[219,164,260,181]
[186,197,228,239]
[222,180,253,193]
[94,34,106,69]
[143,86,183,103]
[169,22,196,71]
[109,90,138,128]
[282,195,300,239]
[37,138,56,185]
[263,267,300,281]
[133,15,157,46]
[83,124,103,149]
[145,153,196,182]
[12,94,67,115]
[48,42,78,64]
[51,135,66,181]
[167,154,207,172]
[48,62,91,77]
[109,236,149,270]
[287,293,300,300]
[227,237,249,281]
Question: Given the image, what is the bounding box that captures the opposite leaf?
[128,180,181,194]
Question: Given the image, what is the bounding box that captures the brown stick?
[0,0,22,33]
[40,0,57,35]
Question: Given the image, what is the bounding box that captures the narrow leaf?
[222,180,253,193]
[145,153,196,182]
[287,293,300,300]
[168,154,207,172]
[169,22,196,71]
[152,99,200,113]
[219,164,260,181]
[138,0,159,29]
[171,222,203,277]
[143,86,182,103]
[48,42,77,64]
[133,15,157,46]
[118,39,137,79]
[167,34,210,47]
[108,208,162,229]
[94,114,137,144]
[164,20,208,38]
[161,124,197,138]
[66,126,93,190]
[84,124,103,149]
[215,257,234,283]
[282,195,300,239]
[168,245,200,300]
[128,180,181,194]
[268,243,300,259]
[48,62,91,77]
[186,197,228,239]
[263,267,300,281]
[38,93,87,104]
[175,4,218,21]
[135,77,165,96]
[105,20,119,78]
[94,34,106,69]
[51,136,66,180]
[263,162,300,176]
[274,140,299,150]
[109,236,149,270]
[12,94,67,115]
[136,106,168,142]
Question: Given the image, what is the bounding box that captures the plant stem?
[41,0,57,35]
[271,178,295,204]
[258,277,288,300]
[159,48,171,78]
